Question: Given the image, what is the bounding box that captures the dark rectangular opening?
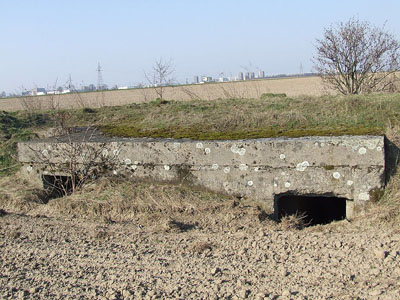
[274,194,347,226]
[42,175,74,198]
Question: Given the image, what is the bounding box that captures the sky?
[1,0,400,93]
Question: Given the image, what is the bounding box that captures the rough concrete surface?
[18,133,385,216]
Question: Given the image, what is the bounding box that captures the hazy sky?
[1,0,399,92]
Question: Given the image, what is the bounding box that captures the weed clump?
[260,93,287,99]
[280,212,310,230]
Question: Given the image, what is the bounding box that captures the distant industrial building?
[31,87,46,96]
[47,90,61,95]
[194,76,199,84]
[258,71,265,79]
[97,84,108,91]
[249,72,255,80]
[237,72,244,81]
[82,84,97,92]
[201,76,212,83]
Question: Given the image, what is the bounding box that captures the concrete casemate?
[18,129,386,218]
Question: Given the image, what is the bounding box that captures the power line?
[97,62,104,90]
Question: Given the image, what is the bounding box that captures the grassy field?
[0,76,327,112]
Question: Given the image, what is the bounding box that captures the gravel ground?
[1,209,400,300]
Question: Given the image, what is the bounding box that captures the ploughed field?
[1,172,400,300]
[1,202,400,300]
[0,76,326,112]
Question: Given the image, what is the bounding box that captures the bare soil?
[1,195,399,300]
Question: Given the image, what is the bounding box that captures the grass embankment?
[2,93,400,175]
[96,93,397,139]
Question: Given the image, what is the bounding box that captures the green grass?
[0,111,51,175]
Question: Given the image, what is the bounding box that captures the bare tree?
[313,18,400,94]
[144,58,175,100]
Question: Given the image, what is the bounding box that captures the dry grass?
[40,178,233,223]
[0,172,46,213]
[0,172,275,232]
[280,212,310,230]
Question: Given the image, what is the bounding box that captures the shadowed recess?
[275,194,347,226]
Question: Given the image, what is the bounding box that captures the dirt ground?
[1,196,399,300]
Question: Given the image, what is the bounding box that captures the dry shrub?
[280,212,309,230]
[0,208,7,217]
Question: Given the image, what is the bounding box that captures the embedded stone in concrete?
[18,130,386,218]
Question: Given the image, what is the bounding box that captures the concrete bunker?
[274,193,347,225]
[18,133,387,219]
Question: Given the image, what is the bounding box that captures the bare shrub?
[144,58,175,100]
[29,127,121,196]
[314,18,400,94]
[280,212,309,230]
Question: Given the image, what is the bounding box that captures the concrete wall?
[18,133,385,217]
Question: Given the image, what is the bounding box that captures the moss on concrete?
[100,124,383,140]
